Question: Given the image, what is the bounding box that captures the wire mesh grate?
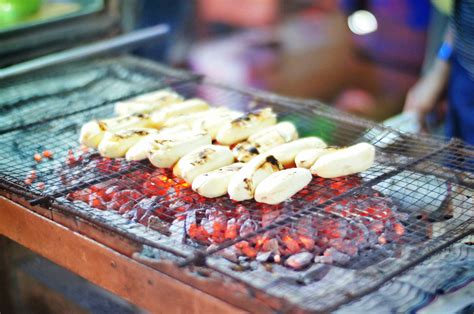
[0,55,473,313]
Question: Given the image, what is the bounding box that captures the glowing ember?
[64,152,406,268]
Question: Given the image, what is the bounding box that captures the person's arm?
[403,28,452,120]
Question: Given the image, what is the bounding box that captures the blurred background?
[0,0,449,123]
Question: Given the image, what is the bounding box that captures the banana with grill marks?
[254,168,312,204]
[228,153,283,201]
[174,145,235,184]
[114,90,183,116]
[266,137,327,167]
[151,98,209,127]
[192,163,244,198]
[125,125,190,161]
[231,141,259,163]
[98,128,157,158]
[148,130,212,168]
[233,121,298,162]
[193,109,243,139]
[295,148,335,168]
[310,142,375,178]
[163,107,233,129]
[216,108,277,145]
[134,89,181,102]
[80,113,154,149]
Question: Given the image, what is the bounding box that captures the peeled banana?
[148,130,212,168]
[232,141,260,163]
[174,145,235,184]
[98,128,157,158]
[295,148,333,169]
[163,107,232,129]
[266,137,327,167]
[134,89,182,103]
[233,121,298,162]
[310,142,375,178]
[125,125,190,161]
[254,168,312,205]
[151,98,209,127]
[114,89,183,116]
[80,113,154,149]
[192,163,244,198]
[228,153,283,201]
[193,109,243,139]
[216,108,277,145]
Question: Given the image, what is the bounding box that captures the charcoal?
[132,196,159,222]
[323,248,351,265]
[239,219,258,237]
[219,247,239,263]
[262,210,281,227]
[314,255,333,264]
[262,238,279,253]
[285,252,313,270]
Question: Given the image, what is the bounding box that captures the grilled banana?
[232,141,260,163]
[114,90,183,116]
[192,163,244,198]
[228,153,283,201]
[248,121,298,148]
[255,168,312,204]
[310,142,375,178]
[98,128,157,158]
[148,130,212,168]
[266,137,327,167]
[193,109,243,139]
[133,89,181,102]
[80,113,154,149]
[233,122,298,162]
[163,107,232,129]
[151,98,209,127]
[216,108,277,145]
[295,148,332,168]
[125,125,190,161]
[174,145,235,184]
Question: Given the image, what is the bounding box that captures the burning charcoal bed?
[1,56,473,313]
[63,157,404,270]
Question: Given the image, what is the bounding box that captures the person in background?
[404,0,474,145]
[132,0,193,65]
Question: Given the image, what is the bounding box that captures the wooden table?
[0,195,253,313]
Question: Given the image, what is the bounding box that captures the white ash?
[169,218,186,242]
[184,210,196,233]
[286,252,314,270]
[256,251,273,262]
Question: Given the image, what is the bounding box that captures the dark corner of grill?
[29,195,53,207]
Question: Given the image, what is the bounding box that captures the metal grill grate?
[0,55,473,313]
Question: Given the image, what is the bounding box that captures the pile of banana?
[80,89,375,204]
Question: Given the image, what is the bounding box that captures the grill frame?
[0,55,473,313]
